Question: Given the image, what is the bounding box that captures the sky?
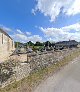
[0,0,80,43]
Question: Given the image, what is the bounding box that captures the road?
[33,56,80,92]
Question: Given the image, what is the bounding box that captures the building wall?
[0,30,15,62]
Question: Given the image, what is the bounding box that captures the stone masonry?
[0,28,15,62]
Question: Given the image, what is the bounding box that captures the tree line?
[15,41,55,48]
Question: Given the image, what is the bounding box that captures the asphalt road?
[33,56,80,92]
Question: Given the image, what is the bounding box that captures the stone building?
[54,40,78,50]
[44,40,78,51]
[0,28,15,62]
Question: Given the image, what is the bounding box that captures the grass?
[32,46,44,51]
[0,48,80,92]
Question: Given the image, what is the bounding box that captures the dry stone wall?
[29,49,76,72]
[0,48,77,88]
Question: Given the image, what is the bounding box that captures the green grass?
[32,46,44,51]
[0,49,80,92]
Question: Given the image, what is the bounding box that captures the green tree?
[34,41,43,46]
[27,41,34,46]
[15,42,21,48]
[44,41,51,47]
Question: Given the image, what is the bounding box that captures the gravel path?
[33,56,80,92]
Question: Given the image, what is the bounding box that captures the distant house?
[44,40,78,51]
[0,28,15,61]
[54,40,78,50]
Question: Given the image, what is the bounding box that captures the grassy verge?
[0,49,80,92]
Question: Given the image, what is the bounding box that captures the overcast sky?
[0,0,80,43]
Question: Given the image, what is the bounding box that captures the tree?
[15,42,22,48]
[34,41,43,46]
[44,41,51,47]
[27,41,34,46]
[24,41,34,47]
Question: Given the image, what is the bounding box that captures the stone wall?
[29,49,74,71]
[0,29,15,62]
[0,48,77,88]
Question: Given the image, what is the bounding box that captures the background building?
[0,28,15,62]
[54,40,78,50]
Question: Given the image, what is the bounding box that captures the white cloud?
[26,31,31,35]
[12,34,43,43]
[33,0,80,22]
[0,25,12,32]
[17,29,23,34]
[11,34,27,42]
[17,29,31,35]
[0,25,43,43]
[11,29,43,43]
[27,35,43,43]
[65,0,80,16]
[40,23,80,42]
[31,9,36,15]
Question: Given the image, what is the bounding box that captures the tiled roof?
[55,40,78,46]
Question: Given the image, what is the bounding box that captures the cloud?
[2,23,80,43]
[17,29,23,34]
[31,9,36,15]
[33,0,80,22]
[64,0,80,16]
[26,31,31,35]
[0,25,43,43]
[40,23,80,42]
[0,25,12,32]
[27,35,43,43]
[17,29,31,36]
[0,24,42,43]
[11,29,43,43]
[12,33,43,43]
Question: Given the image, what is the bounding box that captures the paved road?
[33,56,80,92]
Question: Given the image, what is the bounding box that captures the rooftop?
[0,28,12,40]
